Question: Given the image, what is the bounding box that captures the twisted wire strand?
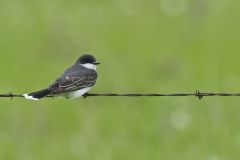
[1,91,240,100]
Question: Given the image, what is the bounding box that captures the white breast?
[65,87,92,99]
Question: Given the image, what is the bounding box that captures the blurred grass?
[1,0,240,159]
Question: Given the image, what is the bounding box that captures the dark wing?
[49,67,97,94]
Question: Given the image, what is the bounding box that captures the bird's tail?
[23,89,51,100]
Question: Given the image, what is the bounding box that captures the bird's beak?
[94,62,101,65]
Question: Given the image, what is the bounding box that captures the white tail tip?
[23,94,39,101]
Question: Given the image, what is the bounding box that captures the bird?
[23,54,100,100]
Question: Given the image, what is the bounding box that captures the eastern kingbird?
[23,54,100,100]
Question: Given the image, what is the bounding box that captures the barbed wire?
[1,91,240,100]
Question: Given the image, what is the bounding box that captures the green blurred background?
[1,0,240,159]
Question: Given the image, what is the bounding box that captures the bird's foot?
[82,93,89,99]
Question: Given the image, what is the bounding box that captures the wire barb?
[195,90,203,100]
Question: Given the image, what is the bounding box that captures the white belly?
[65,87,91,99]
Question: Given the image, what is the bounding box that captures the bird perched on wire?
[23,54,100,100]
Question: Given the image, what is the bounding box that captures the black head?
[77,54,100,65]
